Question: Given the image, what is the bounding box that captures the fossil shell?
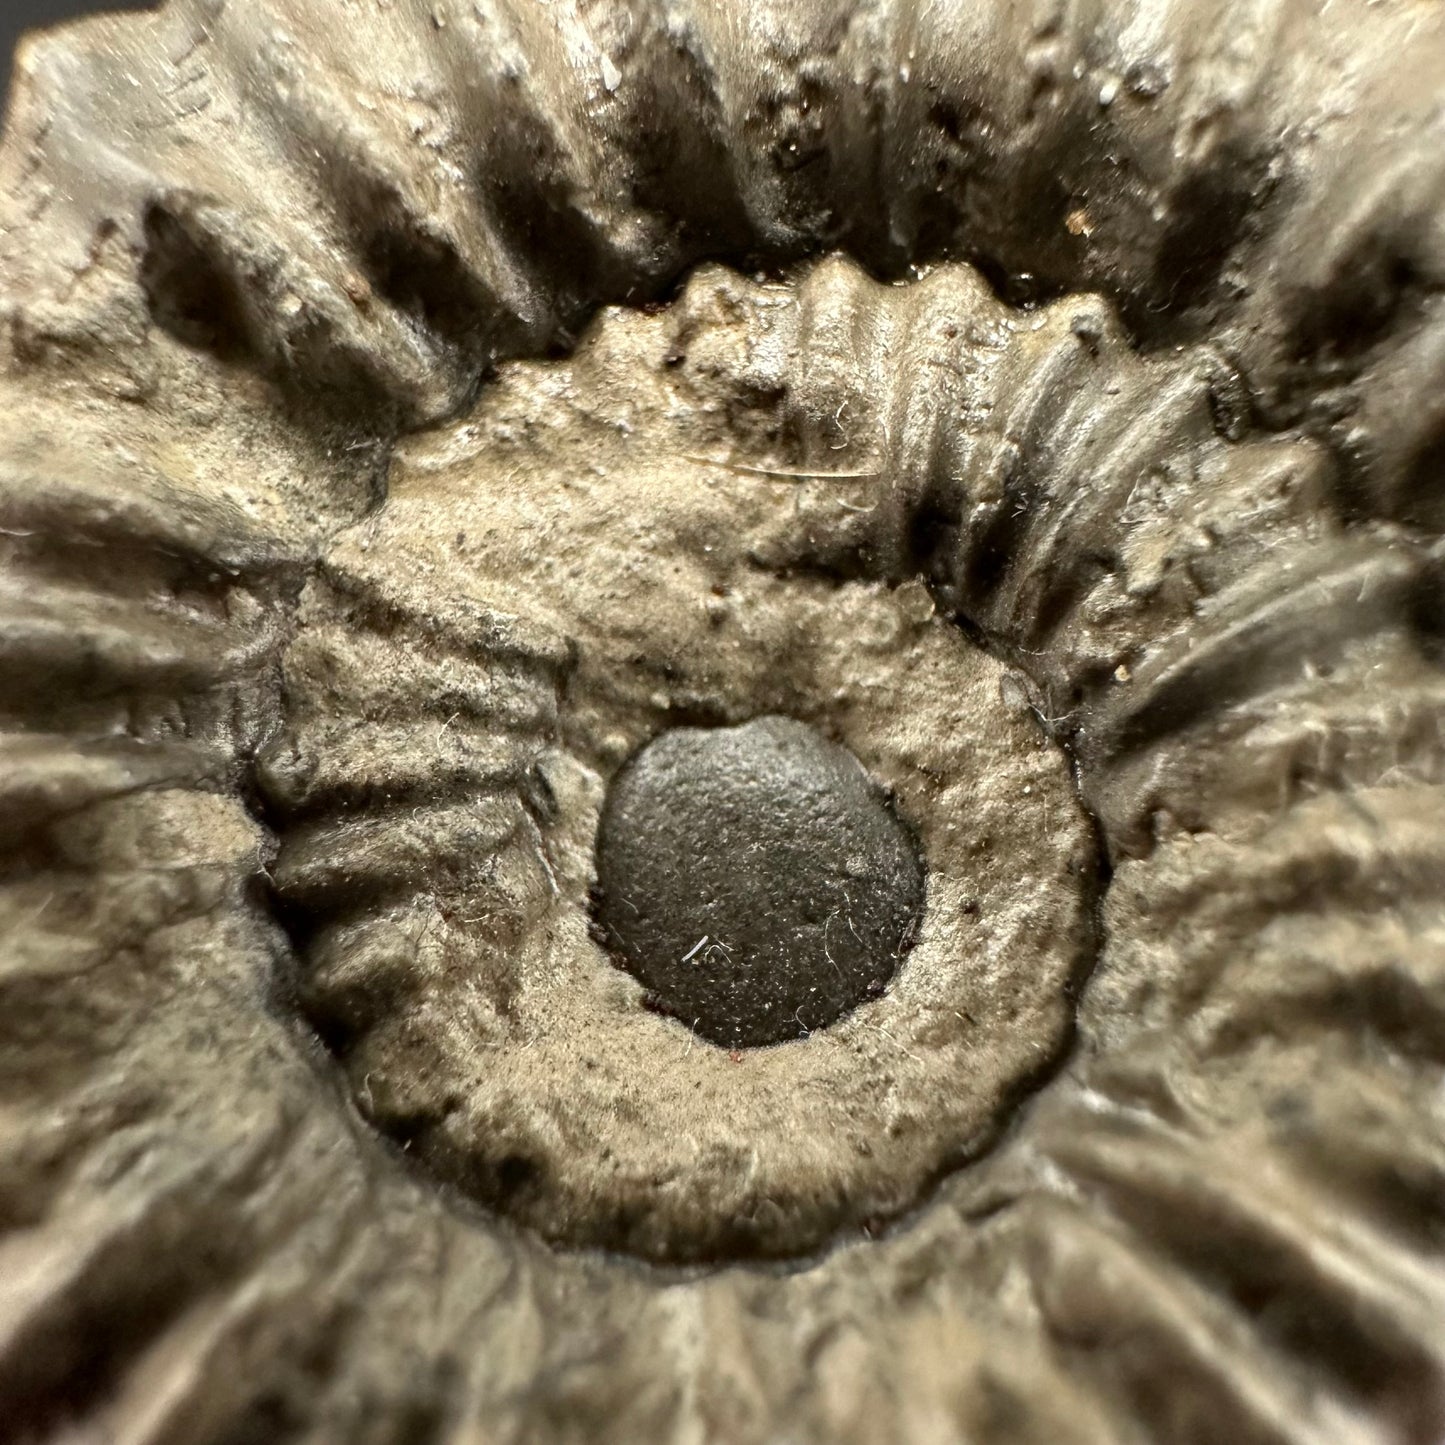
[269,258,1099,1263]
[2,1,1445,1442]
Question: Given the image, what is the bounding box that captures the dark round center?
[591,716,925,1048]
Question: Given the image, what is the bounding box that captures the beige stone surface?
[1,1,1444,1441]
[275,267,1094,1261]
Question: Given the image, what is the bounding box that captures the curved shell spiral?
[2,0,1445,1441]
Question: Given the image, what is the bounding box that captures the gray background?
[3,2,151,112]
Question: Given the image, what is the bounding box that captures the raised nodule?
[592,716,925,1047]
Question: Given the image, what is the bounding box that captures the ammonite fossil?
[2,0,1444,1440]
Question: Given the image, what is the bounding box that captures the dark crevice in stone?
[1290,252,1431,371]
[1409,544,1445,666]
[1399,428,1445,534]
[140,201,255,363]
[904,499,965,593]
[1144,145,1277,320]
[360,223,486,350]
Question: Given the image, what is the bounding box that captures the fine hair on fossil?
[1,1,1444,1442]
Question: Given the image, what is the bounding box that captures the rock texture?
[271,274,1094,1262]
[1,0,1444,1442]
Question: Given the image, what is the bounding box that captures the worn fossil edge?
[0,1,1444,1442]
